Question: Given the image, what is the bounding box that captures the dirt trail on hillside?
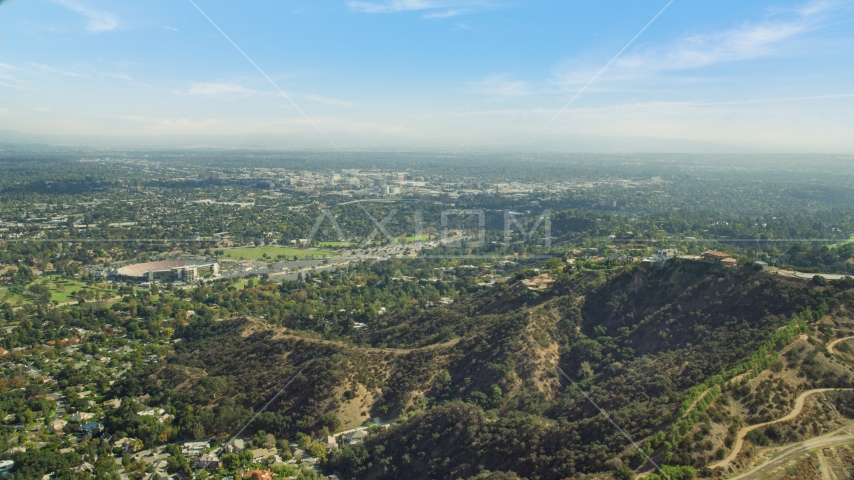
[726,424,854,480]
[781,334,808,354]
[710,388,854,470]
[680,335,807,420]
[828,335,854,355]
[273,331,461,354]
[241,317,461,354]
[681,388,712,419]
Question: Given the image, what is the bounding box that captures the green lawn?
[219,245,337,261]
[0,286,26,306]
[828,235,854,248]
[1,276,115,305]
[35,276,115,303]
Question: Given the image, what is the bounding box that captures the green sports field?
[404,234,435,242]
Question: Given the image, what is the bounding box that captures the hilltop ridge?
[113,261,854,479]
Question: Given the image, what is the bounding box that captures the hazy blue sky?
[1,0,853,151]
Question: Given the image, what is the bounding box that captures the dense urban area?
[3,148,854,480]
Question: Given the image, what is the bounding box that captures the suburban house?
[224,439,246,453]
[181,441,209,457]
[79,421,103,436]
[113,437,143,454]
[192,453,220,470]
[642,248,680,265]
[137,408,173,424]
[701,250,734,264]
[49,419,67,434]
[346,430,368,445]
[606,253,636,265]
[522,273,555,291]
[251,448,277,462]
[323,436,338,451]
[243,470,274,480]
[69,412,94,423]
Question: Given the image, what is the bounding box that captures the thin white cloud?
[105,73,133,81]
[51,0,119,32]
[28,63,135,82]
[303,94,358,108]
[346,0,489,17]
[181,82,271,97]
[796,0,839,15]
[181,82,356,101]
[347,0,436,13]
[628,21,811,70]
[29,63,83,77]
[553,0,845,90]
[0,69,26,88]
[163,26,179,32]
[182,83,354,105]
[621,0,837,71]
[423,9,462,19]
[467,74,531,96]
